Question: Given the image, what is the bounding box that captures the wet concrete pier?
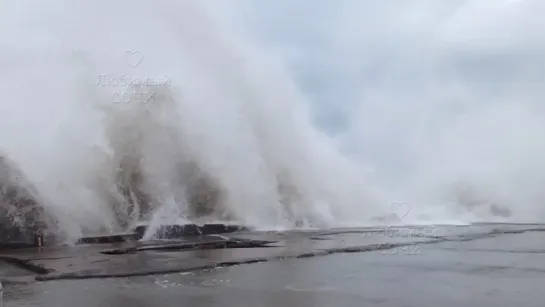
[1,223,545,306]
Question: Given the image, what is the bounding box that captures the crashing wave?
[0,156,58,245]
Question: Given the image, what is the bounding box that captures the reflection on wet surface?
[4,248,545,307]
[2,225,545,306]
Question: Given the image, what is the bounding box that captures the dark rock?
[134,223,248,240]
[76,233,140,245]
[101,237,276,255]
[0,156,57,248]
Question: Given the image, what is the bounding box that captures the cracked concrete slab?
[0,224,542,283]
[2,224,545,307]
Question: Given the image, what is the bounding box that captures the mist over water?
[0,1,544,242]
[230,0,545,222]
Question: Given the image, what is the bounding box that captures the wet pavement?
[2,223,545,306]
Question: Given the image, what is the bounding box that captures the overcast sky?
[212,0,545,190]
